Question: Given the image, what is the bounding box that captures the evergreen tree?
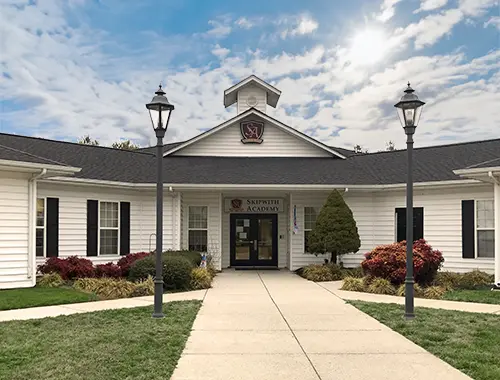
[307,190,361,263]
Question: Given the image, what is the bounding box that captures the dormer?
[223,75,281,114]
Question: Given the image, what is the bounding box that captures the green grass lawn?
[443,288,500,305]
[0,287,98,311]
[351,301,500,380]
[0,300,201,380]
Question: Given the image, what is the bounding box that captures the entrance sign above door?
[225,198,284,213]
[240,120,264,144]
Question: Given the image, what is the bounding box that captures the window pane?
[477,200,494,229]
[100,229,118,255]
[36,198,44,227]
[188,230,207,252]
[304,207,317,230]
[36,228,44,257]
[304,230,311,253]
[189,206,207,229]
[100,202,118,228]
[477,230,494,258]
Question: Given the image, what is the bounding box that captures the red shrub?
[117,252,151,277]
[95,262,122,278]
[361,239,444,285]
[38,256,95,280]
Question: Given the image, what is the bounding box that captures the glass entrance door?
[230,214,278,267]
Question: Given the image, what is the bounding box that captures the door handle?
[253,240,257,250]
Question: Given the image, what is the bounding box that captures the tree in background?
[353,144,368,154]
[385,140,396,151]
[77,136,139,150]
[307,190,360,264]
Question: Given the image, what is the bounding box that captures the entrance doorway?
[230,214,278,267]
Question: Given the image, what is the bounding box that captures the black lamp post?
[394,83,425,320]
[146,84,174,319]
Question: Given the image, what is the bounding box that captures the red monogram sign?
[240,120,264,144]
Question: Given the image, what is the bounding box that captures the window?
[36,198,45,257]
[395,207,424,242]
[304,207,318,253]
[99,201,119,255]
[476,200,494,258]
[188,206,207,252]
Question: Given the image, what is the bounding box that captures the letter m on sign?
[240,121,264,144]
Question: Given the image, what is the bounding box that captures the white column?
[495,181,500,284]
[288,193,294,270]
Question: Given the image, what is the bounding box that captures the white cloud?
[205,17,232,38]
[235,17,255,29]
[458,0,499,17]
[376,0,403,22]
[484,16,500,29]
[211,44,230,59]
[279,14,318,39]
[414,0,449,13]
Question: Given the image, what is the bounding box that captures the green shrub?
[423,285,446,299]
[163,250,202,267]
[191,268,213,290]
[302,264,334,282]
[458,270,494,290]
[162,256,193,290]
[433,271,462,291]
[367,278,396,295]
[132,275,155,297]
[128,256,156,282]
[326,263,344,280]
[341,276,365,292]
[37,272,64,288]
[396,283,424,297]
[74,278,136,299]
[206,263,217,279]
[362,275,375,289]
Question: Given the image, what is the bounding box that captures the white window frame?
[304,206,318,253]
[36,197,46,257]
[475,199,495,259]
[188,205,208,252]
[98,201,120,256]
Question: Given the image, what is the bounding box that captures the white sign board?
[224,198,284,213]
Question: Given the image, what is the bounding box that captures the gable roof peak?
[223,75,281,109]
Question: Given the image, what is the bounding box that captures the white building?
[0,75,499,289]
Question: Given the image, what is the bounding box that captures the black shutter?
[46,198,59,257]
[87,200,98,256]
[462,200,475,258]
[120,202,130,255]
[395,208,406,242]
[395,207,424,242]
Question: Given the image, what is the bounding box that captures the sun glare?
[347,28,389,66]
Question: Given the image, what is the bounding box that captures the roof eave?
[0,159,81,175]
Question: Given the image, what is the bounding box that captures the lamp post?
[146,84,174,319]
[394,82,425,320]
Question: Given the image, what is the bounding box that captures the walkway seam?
[257,272,323,380]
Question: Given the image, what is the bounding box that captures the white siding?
[36,183,178,265]
[220,192,289,268]
[290,185,495,274]
[173,117,332,157]
[182,192,221,268]
[237,85,267,114]
[0,171,32,289]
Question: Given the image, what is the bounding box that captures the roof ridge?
[0,132,154,156]
[0,143,71,166]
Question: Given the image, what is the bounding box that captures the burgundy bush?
[117,252,152,277]
[95,262,122,278]
[361,239,444,286]
[38,256,95,280]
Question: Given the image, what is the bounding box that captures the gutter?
[27,169,48,283]
[488,171,500,185]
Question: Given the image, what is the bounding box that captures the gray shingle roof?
[464,157,500,169]
[0,143,71,167]
[1,132,499,185]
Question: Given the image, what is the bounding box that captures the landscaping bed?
[0,300,201,380]
[351,301,500,380]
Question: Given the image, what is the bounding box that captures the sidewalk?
[319,281,500,314]
[0,289,206,322]
[171,270,471,380]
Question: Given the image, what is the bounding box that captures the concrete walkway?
[171,270,471,380]
[0,289,206,322]
[320,281,500,314]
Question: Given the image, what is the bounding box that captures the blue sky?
[0,0,498,151]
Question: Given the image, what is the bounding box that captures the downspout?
[28,169,47,284]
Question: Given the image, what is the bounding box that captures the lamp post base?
[152,278,165,319]
[404,278,415,320]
